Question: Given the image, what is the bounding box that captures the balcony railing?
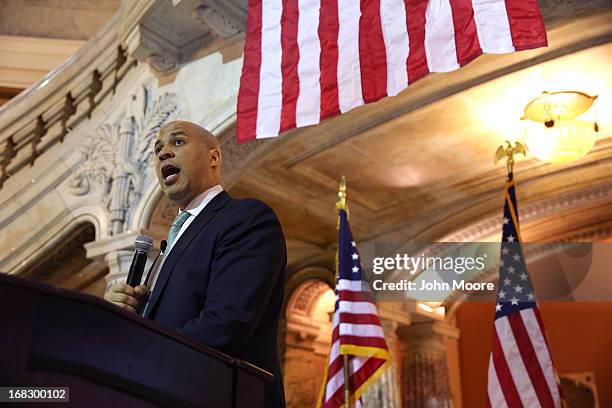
[0,11,140,190]
[0,45,135,188]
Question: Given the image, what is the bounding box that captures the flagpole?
[488,142,564,407]
[336,176,350,408]
[343,355,350,408]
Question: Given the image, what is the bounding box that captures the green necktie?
[167,210,191,250]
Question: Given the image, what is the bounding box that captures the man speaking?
[104,120,286,407]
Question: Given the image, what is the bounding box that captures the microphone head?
[134,235,154,254]
[160,240,167,252]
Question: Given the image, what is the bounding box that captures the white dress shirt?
[146,184,224,293]
[166,184,224,255]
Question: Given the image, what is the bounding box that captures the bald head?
[154,120,222,208]
[160,120,220,150]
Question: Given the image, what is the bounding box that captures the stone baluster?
[0,136,16,188]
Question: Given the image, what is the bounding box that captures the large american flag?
[487,173,563,408]
[237,0,547,142]
[318,208,391,408]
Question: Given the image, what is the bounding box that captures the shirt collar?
[180,184,224,218]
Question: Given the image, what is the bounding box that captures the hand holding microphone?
[104,235,154,313]
[105,283,148,313]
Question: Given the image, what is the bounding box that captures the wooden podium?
[0,273,275,407]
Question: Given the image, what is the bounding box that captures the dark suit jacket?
[145,191,286,407]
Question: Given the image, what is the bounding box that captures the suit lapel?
[145,191,231,318]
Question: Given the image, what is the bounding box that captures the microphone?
[125,235,154,287]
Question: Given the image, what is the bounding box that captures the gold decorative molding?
[441,181,612,243]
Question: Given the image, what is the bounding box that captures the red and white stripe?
[319,278,389,408]
[237,0,547,142]
[487,308,562,408]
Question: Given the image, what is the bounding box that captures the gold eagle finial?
[495,141,527,174]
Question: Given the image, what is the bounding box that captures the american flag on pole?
[487,172,563,408]
[318,191,391,408]
[237,0,547,142]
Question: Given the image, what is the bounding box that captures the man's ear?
[210,148,222,167]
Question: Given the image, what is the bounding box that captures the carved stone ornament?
[219,137,267,187]
[160,199,180,223]
[121,0,246,75]
[69,92,180,235]
[192,4,241,38]
[146,53,178,74]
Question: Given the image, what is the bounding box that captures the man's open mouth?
[161,164,181,185]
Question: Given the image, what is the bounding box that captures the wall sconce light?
[522,91,599,163]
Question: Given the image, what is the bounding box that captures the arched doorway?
[283,278,335,407]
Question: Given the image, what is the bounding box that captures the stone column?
[398,321,459,408]
[360,303,412,408]
[282,321,321,408]
[362,318,401,408]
